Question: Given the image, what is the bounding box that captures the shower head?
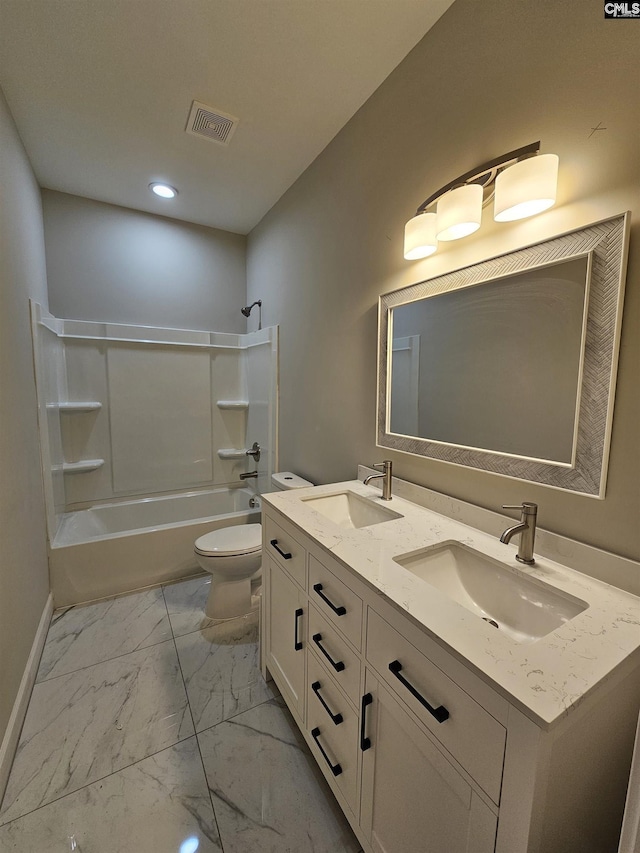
[241,300,262,329]
[241,300,262,318]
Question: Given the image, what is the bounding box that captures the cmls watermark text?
[604,2,640,16]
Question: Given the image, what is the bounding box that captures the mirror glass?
[377,215,628,496]
[389,257,589,464]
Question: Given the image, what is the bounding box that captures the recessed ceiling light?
[149,182,178,199]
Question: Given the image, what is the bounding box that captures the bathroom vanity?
[260,479,640,853]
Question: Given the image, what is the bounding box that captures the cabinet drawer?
[308,605,361,708]
[307,652,359,815]
[308,555,363,650]
[366,609,506,804]
[264,515,307,588]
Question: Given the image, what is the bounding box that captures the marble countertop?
[263,480,640,729]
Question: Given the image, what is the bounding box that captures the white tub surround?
[261,477,640,853]
[30,304,278,605]
[30,303,278,540]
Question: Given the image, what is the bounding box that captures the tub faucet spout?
[240,471,258,480]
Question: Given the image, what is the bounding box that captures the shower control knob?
[246,442,261,463]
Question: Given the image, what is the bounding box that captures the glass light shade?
[436,184,483,241]
[494,154,558,222]
[404,212,438,260]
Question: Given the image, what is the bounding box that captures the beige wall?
[43,191,247,332]
[0,90,50,739]
[247,0,640,561]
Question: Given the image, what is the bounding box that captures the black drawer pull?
[360,692,373,751]
[270,539,292,560]
[389,660,449,723]
[312,681,343,725]
[313,583,346,616]
[294,608,303,651]
[312,633,345,672]
[311,727,342,776]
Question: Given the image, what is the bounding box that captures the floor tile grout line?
[193,692,280,738]
[0,732,198,831]
[192,720,226,853]
[169,617,226,853]
[34,633,177,686]
[161,585,178,642]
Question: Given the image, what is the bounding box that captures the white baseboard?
[0,592,53,804]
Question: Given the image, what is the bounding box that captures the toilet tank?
[271,472,314,491]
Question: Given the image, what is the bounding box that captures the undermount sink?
[393,541,588,644]
[301,491,403,529]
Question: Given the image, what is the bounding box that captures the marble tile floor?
[0,576,362,853]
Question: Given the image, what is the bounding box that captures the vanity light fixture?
[436,183,483,241]
[404,211,437,259]
[403,141,559,260]
[494,153,559,222]
[149,182,178,199]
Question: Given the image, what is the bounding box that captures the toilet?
[194,471,313,619]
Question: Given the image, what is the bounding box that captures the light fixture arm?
[415,141,540,215]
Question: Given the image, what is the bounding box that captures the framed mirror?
[377,214,629,497]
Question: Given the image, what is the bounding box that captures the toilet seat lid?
[195,523,262,557]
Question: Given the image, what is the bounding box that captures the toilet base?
[205,577,252,620]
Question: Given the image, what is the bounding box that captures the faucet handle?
[503,502,537,514]
[372,461,392,471]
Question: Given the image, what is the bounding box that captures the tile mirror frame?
[377,213,629,497]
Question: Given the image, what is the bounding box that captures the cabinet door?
[360,673,497,853]
[265,555,306,721]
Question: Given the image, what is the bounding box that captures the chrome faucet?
[363,461,393,501]
[246,442,261,463]
[500,502,538,565]
[240,471,258,480]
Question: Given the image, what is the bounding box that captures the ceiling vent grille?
[185,100,239,146]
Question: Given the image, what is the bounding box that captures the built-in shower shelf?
[61,459,105,474]
[218,448,248,459]
[49,402,102,413]
[216,400,249,410]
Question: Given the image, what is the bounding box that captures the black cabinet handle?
[312,633,345,672]
[313,583,346,616]
[311,727,342,776]
[360,693,373,751]
[312,681,343,725]
[388,660,449,723]
[270,539,292,560]
[294,608,303,651]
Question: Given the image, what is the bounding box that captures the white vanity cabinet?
[264,555,306,721]
[262,512,310,722]
[306,649,361,815]
[262,505,507,853]
[261,501,640,853]
[360,673,497,853]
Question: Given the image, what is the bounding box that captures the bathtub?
[49,487,260,606]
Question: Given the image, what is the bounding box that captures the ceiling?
[0,0,455,234]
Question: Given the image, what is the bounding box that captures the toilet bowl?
[194,471,313,619]
[194,523,263,619]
